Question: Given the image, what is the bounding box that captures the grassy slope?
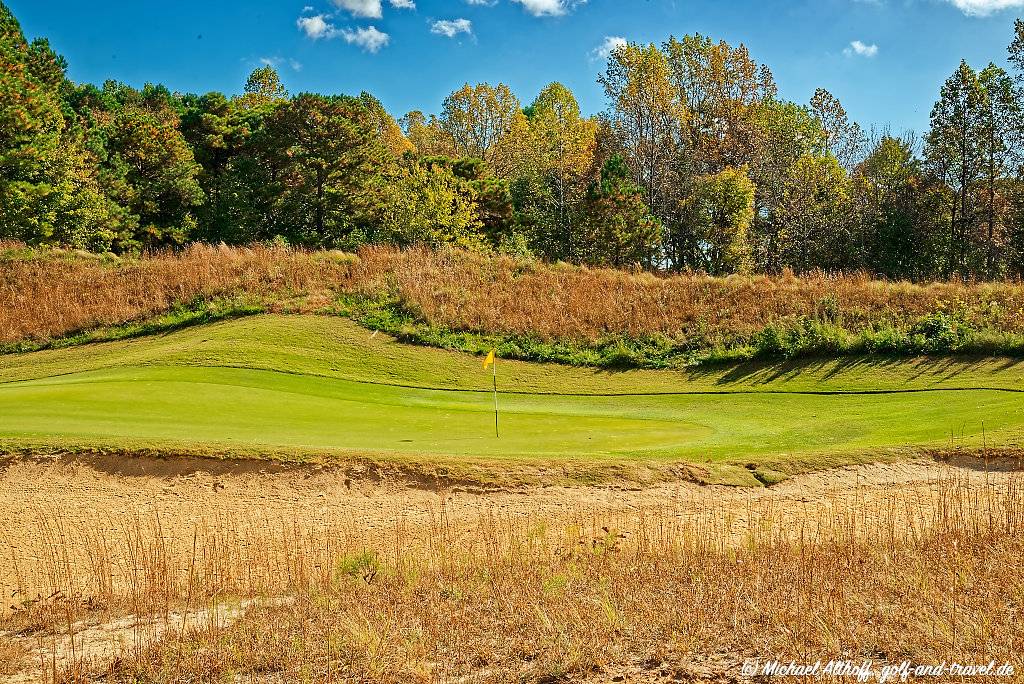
[1,314,1022,484]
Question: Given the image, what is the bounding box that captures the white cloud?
[332,0,383,19]
[511,0,587,17]
[591,35,626,61]
[844,40,879,58]
[465,0,497,4]
[341,26,391,52]
[260,56,303,72]
[298,14,389,52]
[944,0,1024,15]
[431,18,473,37]
[297,14,339,40]
[389,0,416,8]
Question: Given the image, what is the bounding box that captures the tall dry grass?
[3,471,1022,683]
[351,246,1024,341]
[0,244,350,344]
[6,242,1024,347]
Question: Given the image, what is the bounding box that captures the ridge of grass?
[8,243,1024,372]
[0,297,265,356]
[9,288,1024,374]
[334,292,1024,370]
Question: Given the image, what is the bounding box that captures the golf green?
[1,315,1022,468]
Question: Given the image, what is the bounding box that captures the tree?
[1006,181,1024,276]
[438,83,526,178]
[238,66,288,110]
[0,3,129,250]
[925,61,986,276]
[521,83,597,260]
[976,64,1020,277]
[663,34,776,174]
[745,100,825,271]
[374,159,483,249]
[777,154,852,272]
[599,42,684,233]
[57,80,208,250]
[103,105,205,248]
[41,137,135,250]
[0,1,17,41]
[180,91,256,242]
[1010,19,1024,80]
[579,154,662,267]
[0,2,64,241]
[237,94,389,247]
[444,157,515,247]
[682,167,755,274]
[809,88,865,171]
[853,134,948,280]
[400,110,454,158]
[359,92,413,157]
[24,38,67,91]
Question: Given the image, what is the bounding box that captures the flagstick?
[492,356,499,438]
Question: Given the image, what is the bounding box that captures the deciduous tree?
[777,154,852,272]
[663,34,776,174]
[682,166,755,274]
[374,159,483,249]
[925,61,985,276]
[599,42,684,228]
[853,134,948,279]
[438,83,526,178]
[809,88,865,171]
[977,64,1020,276]
[521,83,597,260]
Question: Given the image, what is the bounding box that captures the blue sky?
[9,0,1023,134]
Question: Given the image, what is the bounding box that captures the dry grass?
[0,244,350,344]
[3,470,1022,683]
[5,242,1024,348]
[350,247,1024,341]
[0,641,28,677]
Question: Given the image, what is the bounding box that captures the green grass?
[1,315,1022,485]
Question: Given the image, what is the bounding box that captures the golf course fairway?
[1,315,1023,478]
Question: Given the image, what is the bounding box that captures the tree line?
[3,2,1024,280]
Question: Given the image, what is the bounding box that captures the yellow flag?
[482,349,495,370]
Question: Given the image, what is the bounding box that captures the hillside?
[2,314,1022,485]
[6,244,1024,369]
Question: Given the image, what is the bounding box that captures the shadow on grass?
[679,354,1024,388]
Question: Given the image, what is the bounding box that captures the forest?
[3,1,1024,281]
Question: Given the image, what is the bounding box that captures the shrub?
[911,312,974,353]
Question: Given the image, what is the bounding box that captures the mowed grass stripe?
[11,360,1024,398]
[0,366,706,459]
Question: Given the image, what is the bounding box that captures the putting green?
[1,315,1023,468]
